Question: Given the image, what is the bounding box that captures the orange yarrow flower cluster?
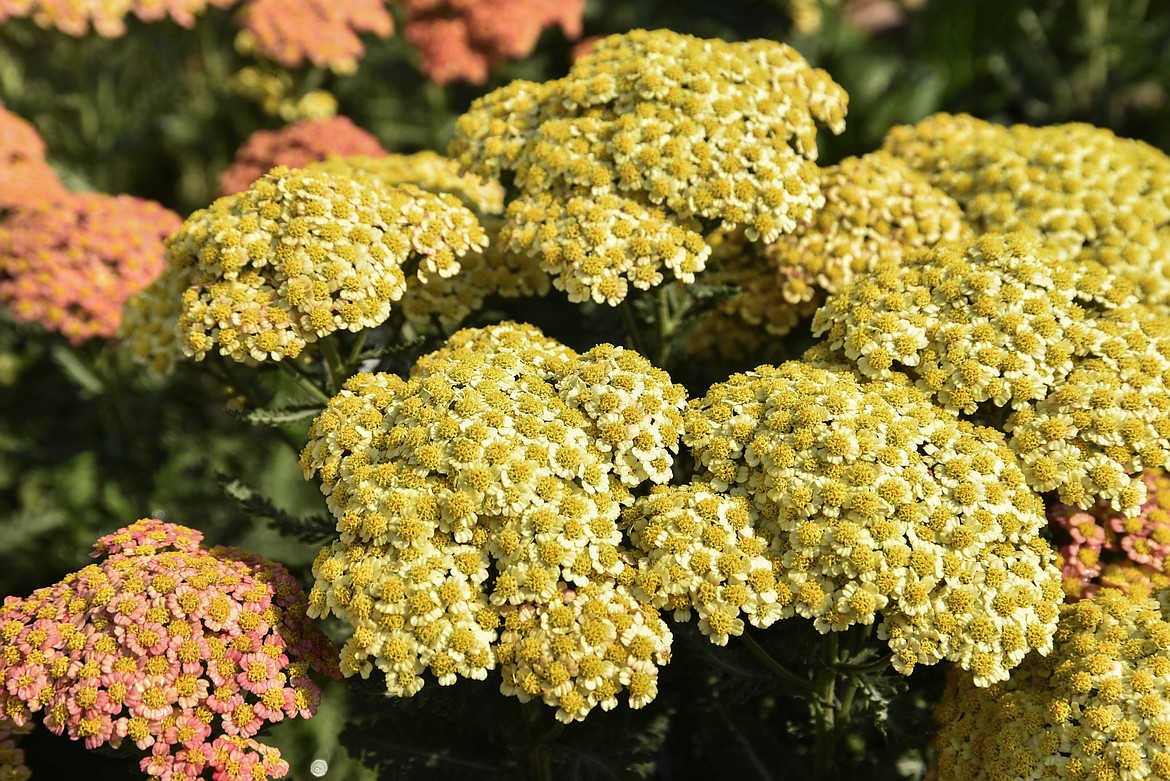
[402,0,585,85]
[0,193,180,344]
[0,100,66,212]
[0,0,236,36]
[1050,468,1170,600]
[235,0,393,73]
[218,116,387,196]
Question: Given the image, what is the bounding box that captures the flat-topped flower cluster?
[309,153,551,332]
[302,322,685,721]
[121,159,489,372]
[884,113,1170,308]
[235,0,393,72]
[682,360,1062,684]
[401,0,585,85]
[449,28,848,304]
[815,232,1170,516]
[0,0,234,36]
[0,193,180,344]
[0,519,337,781]
[934,587,1170,780]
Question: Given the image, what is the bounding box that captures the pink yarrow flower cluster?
[218,116,386,196]
[402,0,585,84]
[0,100,67,212]
[1049,468,1170,599]
[0,519,338,781]
[0,193,180,344]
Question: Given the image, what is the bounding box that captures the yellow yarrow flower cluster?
[227,65,338,122]
[448,28,847,305]
[317,152,506,216]
[121,159,488,372]
[764,150,971,308]
[302,323,684,721]
[683,361,1062,686]
[496,579,671,714]
[813,232,1170,515]
[689,150,970,357]
[280,153,547,334]
[883,112,1170,308]
[933,588,1170,781]
[315,154,550,333]
[623,483,784,646]
[397,217,551,332]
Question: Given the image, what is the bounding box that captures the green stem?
[618,299,650,357]
[811,633,841,780]
[522,700,552,781]
[345,330,371,371]
[653,281,699,369]
[739,633,815,695]
[655,283,675,367]
[319,337,347,394]
[302,65,327,93]
[529,743,551,781]
[278,360,332,406]
[813,701,829,780]
[836,674,859,734]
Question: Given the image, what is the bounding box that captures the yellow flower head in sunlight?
[304,323,685,721]
[933,587,1170,781]
[814,231,1170,516]
[122,159,487,370]
[449,28,848,304]
[683,359,1062,685]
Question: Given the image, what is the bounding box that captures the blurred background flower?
[0,192,179,344]
[0,100,66,211]
[218,116,386,195]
